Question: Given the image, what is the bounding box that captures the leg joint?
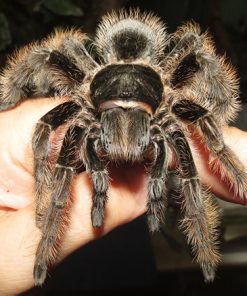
[55,163,74,172]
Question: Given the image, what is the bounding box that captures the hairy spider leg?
[166,125,220,282]
[170,53,201,88]
[34,125,85,286]
[147,125,169,232]
[163,23,239,123]
[32,101,82,228]
[198,116,247,198]
[0,48,85,111]
[34,119,110,285]
[48,50,85,82]
[172,99,247,199]
[150,103,220,281]
[57,34,99,70]
[30,49,85,97]
[0,30,98,110]
[83,136,109,227]
[163,31,203,71]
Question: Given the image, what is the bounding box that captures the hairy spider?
[0,9,246,286]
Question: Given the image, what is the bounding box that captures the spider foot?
[147,178,166,232]
[202,263,216,283]
[91,205,105,227]
[34,263,47,286]
[147,198,165,232]
[147,214,161,232]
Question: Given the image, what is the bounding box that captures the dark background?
[1,0,246,295]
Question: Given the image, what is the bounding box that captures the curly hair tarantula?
[0,9,246,286]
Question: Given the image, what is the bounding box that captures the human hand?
[0,98,246,295]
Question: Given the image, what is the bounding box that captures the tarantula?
[0,9,246,286]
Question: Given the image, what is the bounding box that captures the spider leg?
[32,101,81,228]
[83,136,109,227]
[153,107,220,280]
[161,20,240,127]
[44,49,85,83]
[0,30,98,110]
[147,125,168,232]
[164,22,239,123]
[160,31,203,94]
[0,49,85,111]
[164,29,202,71]
[34,125,85,286]
[172,99,247,199]
[58,34,99,70]
[166,124,220,282]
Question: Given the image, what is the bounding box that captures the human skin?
[0,98,246,295]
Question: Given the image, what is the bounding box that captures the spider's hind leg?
[0,48,84,110]
[165,22,240,124]
[0,30,95,110]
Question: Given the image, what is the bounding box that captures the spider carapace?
[0,9,246,286]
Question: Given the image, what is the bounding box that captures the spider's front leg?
[34,124,85,285]
[147,124,169,232]
[32,101,82,227]
[166,123,220,281]
[83,135,109,228]
[172,99,247,199]
[154,104,220,280]
[34,120,107,284]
